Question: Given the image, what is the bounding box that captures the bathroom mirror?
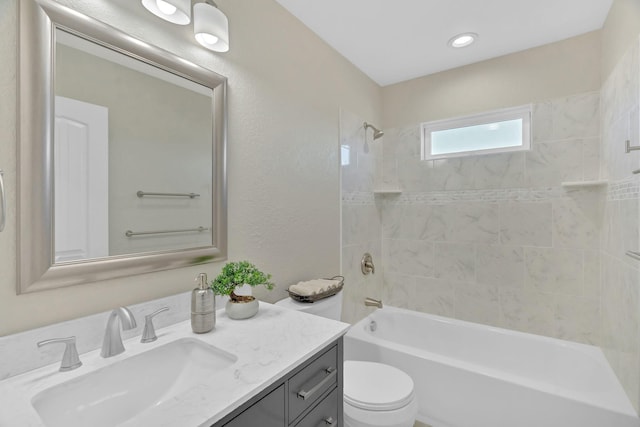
[17,0,227,293]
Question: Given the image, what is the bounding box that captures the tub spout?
[364,297,383,309]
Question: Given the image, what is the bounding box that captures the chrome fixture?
[368,320,377,332]
[137,190,200,198]
[141,307,170,343]
[297,366,337,400]
[626,251,640,261]
[361,253,375,275]
[0,169,5,232]
[626,139,640,153]
[364,297,383,309]
[363,122,384,140]
[126,226,209,237]
[101,307,137,358]
[141,0,230,52]
[37,336,82,372]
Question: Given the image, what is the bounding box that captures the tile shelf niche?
[373,188,402,194]
[561,180,608,189]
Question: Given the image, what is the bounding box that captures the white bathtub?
[344,306,639,427]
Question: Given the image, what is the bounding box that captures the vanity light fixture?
[141,0,230,52]
[141,0,191,25]
[448,32,478,48]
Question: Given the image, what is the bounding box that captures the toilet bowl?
[344,361,418,427]
[275,292,418,427]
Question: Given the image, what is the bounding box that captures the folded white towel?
[289,279,341,296]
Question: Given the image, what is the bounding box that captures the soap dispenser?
[191,273,215,333]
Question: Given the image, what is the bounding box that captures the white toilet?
[276,292,418,427]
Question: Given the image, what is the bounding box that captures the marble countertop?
[0,302,350,427]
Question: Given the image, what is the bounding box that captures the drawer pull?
[324,417,336,425]
[297,366,337,400]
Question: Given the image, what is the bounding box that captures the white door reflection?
[54,96,109,262]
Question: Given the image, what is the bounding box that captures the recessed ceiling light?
[448,33,478,48]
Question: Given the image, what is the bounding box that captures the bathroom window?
[421,105,531,160]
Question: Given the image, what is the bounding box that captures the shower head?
[364,122,384,140]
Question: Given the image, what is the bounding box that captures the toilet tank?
[275,291,343,321]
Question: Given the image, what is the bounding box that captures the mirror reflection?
[54,29,214,263]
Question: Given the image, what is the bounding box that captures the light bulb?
[156,0,177,15]
[196,33,219,46]
[448,33,478,48]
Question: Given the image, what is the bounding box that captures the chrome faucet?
[37,336,82,372]
[101,307,137,358]
[364,297,383,309]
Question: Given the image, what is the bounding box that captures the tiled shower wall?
[378,92,604,344]
[340,35,640,413]
[600,36,640,409]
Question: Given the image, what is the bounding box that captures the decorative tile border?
[343,187,577,205]
[341,192,376,205]
[343,180,638,205]
[607,176,640,201]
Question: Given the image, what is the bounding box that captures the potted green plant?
[211,261,275,319]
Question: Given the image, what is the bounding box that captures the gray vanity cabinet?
[215,337,343,427]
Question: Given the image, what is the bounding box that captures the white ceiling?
[274,0,614,87]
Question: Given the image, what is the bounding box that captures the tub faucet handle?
[364,297,383,309]
[361,253,375,275]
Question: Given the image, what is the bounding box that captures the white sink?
[31,338,237,427]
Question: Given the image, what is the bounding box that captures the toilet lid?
[343,361,415,411]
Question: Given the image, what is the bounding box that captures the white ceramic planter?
[225,298,259,320]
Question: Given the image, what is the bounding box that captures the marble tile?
[382,203,411,239]
[383,273,417,309]
[467,152,525,190]
[416,204,447,242]
[620,198,640,267]
[582,137,601,181]
[453,283,501,326]
[439,203,500,244]
[533,92,600,143]
[552,196,601,249]
[430,157,475,190]
[397,156,431,192]
[602,200,622,257]
[499,202,552,246]
[414,278,456,317]
[383,239,434,278]
[554,294,601,345]
[342,204,371,245]
[476,244,524,288]
[499,289,555,337]
[583,250,600,298]
[525,139,584,187]
[434,242,475,282]
[524,247,584,295]
[601,257,639,355]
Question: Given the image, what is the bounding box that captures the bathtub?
[344,306,639,427]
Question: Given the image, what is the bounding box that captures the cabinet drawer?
[294,389,338,427]
[288,345,338,421]
[223,384,285,427]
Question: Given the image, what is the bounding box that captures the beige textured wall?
[0,0,382,336]
[601,0,640,82]
[382,31,602,128]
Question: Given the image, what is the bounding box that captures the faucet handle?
[37,336,82,372]
[141,307,169,343]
